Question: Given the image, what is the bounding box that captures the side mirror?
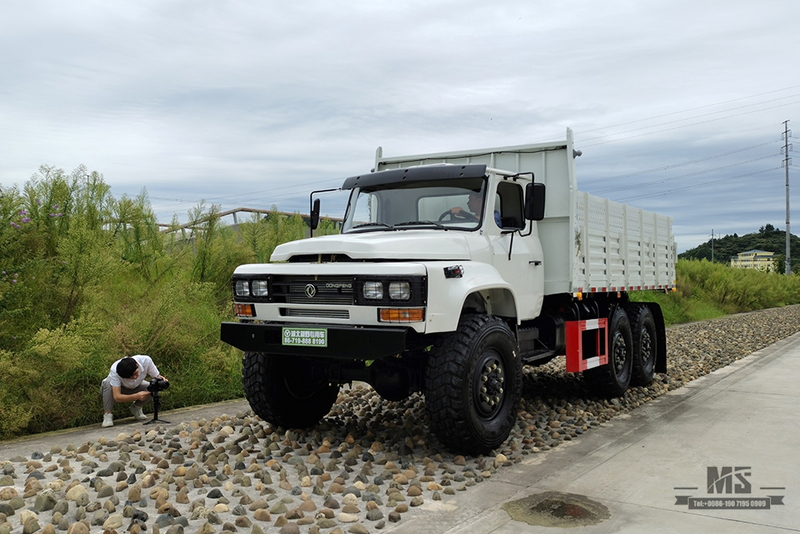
[310,198,321,230]
[524,182,546,221]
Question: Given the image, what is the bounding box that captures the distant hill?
[679,224,800,272]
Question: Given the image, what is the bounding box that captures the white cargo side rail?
[573,192,676,294]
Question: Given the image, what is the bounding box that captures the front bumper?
[220,322,408,359]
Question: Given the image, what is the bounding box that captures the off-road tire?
[242,352,338,428]
[425,314,522,454]
[628,304,657,386]
[584,306,633,397]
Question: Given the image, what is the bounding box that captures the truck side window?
[496,182,524,228]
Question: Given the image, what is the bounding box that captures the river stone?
[33,489,58,512]
[66,521,90,534]
[65,484,88,501]
[337,512,358,523]
[102,513,124,529]
[279,523,300,534]
[253,509,271,521]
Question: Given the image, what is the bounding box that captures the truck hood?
[271,231,473,261]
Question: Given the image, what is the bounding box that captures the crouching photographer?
[100,354,169,427]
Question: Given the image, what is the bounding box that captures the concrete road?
[388,331,800,533]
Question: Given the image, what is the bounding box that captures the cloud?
[1,0,799,253]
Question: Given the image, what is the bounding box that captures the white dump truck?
[221,129,676,454]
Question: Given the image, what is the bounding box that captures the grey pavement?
[2,331,799,533]
[389,330,800,534]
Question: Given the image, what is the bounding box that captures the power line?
[593,154,778,195]
[581,139,778,185]
[578,93,800,143]
[577,85,800,135]
[579,100,800,147]
[616,166,781,202]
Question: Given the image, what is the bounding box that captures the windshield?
[341,177,487,233]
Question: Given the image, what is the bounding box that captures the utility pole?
[783,120,792,275]
[711,229,714,262]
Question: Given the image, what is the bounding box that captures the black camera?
[144,377,170,425]
[147,377,169,393]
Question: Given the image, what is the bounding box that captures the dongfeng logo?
[325,283,352,290]
[305,284,317,298]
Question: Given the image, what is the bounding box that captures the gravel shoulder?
[2,305,800,534]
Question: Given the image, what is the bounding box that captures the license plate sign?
[282,327,327,347]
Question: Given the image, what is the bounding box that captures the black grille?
[272,275,355,305]
[281,308,350,319]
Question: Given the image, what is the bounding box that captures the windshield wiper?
[394,220,445,229]
[351,222,395,231]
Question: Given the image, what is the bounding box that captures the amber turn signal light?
[379,308,425,322]
[234,303,255,317]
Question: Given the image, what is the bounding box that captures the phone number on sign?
[282,328,327,347]
[689,498,770,509]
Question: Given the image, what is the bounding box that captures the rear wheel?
[425,315,522,454]
[628,305,657,386]
[242,352,338,428]
[584,306,632,397]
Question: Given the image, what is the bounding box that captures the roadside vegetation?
[630,258,800,325]
[2,165,799,439]
[0,166,337,439]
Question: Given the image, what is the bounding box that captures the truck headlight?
[363,281,384,299]
[388,281,411,300]
[252,279,269,297]
[234,279,250,297]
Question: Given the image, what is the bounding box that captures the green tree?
[111,190,167,281]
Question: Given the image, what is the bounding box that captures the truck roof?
[341,163,488,190]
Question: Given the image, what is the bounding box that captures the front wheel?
[242,352,339,428]
[425,315,522,454]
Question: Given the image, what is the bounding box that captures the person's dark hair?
[116,358,138,379]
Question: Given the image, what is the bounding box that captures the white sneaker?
[102,413,114,427]
[130,404,148,421]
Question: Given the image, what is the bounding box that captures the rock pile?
[1,305,799,534]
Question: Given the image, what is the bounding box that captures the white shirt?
[106,355,161,389]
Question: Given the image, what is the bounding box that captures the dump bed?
[374,128,676,295]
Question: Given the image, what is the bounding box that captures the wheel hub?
[476,354,505,417]
[284,371,326,400]
[612,333,627,374]
[640,331,652,366]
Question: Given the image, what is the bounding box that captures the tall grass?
[0,166,331,439]
[631,259,800,326]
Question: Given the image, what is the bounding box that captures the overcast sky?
[2,0,799,252]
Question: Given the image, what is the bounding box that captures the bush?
[632,259,800,326]
[0,165,332,438]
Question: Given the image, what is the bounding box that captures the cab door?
[488,180,544,320]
